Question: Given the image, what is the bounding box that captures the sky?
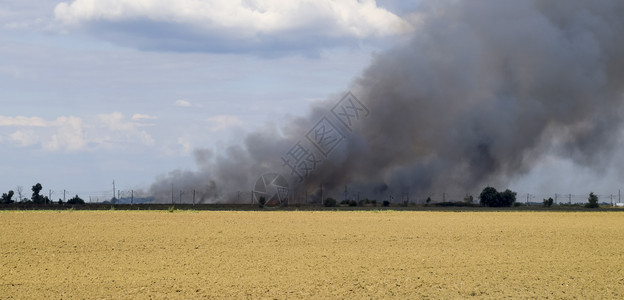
[0,0,417,201]
[1,0,623,203]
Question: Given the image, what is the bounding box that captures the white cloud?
[97,112,155,146]
[53,0,412,54]
[206,115,244,132]
[45,116,86,151]
[0,116,50,127]
[131,113,157,121]
[174,100,192,107]
[10,130,39,147]
[0,113,155,151]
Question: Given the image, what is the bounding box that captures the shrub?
[348,200,357,207]
[382,200,390,207]
[543,197,554,207]
[323,197,337,207]
[340,199,350,205]
[371,200,377,206]
[258,196,266,208]
[67,195,85,205]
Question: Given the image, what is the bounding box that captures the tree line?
[479,186,601,208]
[1,183,85,205]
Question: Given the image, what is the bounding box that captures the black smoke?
[151,0,624,203]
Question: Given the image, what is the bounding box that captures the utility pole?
[49,189,52,203]
[112,180,115,200]
[526,193,529,204]
[569,194,571,205]
[63,189,66,202]
[555,193,557,204]
[179,190,183,204]
[131,190,134,205]
[610,194,613,206]
[193,190,196,206]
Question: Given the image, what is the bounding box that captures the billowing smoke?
[151,0,624,203]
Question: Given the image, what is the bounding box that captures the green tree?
[499,189,517,207]
[480,187,516,207]
[479,186,499,207]
[543,197,554,207]
[1,190,14,204]
[323,197,337,207]
[67,195,85,205]
[586,192,599,208]
[31,183,45,204]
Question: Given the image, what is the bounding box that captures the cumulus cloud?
[0,116,50,127]
[131,113,157,121]
[174,100,192,107]
[0,113,155,151]
[206,115,245,132]
[53,0,412,54]
[96,112,155,147]
[9,130,39,147]
[45,116,86,151]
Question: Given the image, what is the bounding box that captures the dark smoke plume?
[150,0,624,203]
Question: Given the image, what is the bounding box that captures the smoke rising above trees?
[151,0,624,203]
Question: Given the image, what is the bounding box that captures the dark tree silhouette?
[67,195,85,205]
[480,187,516,207]
[586,192,599,208]
[1,190,14,204]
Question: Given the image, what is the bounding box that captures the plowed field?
[1,210,623,298]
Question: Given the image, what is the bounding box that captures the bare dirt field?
[1,210,623,298]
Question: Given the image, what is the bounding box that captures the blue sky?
[0,0,417,200]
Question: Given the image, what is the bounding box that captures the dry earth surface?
[1,210,623,298]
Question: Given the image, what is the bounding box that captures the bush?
[348,200,357,207]
[543,197,554,207]
[323,197,337,207]
[382,200,390,207]
[371,200,377,206]
[339,199,350,205]
[585,192,599,208]
[67,195,85,205]
[258,196,266,208]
